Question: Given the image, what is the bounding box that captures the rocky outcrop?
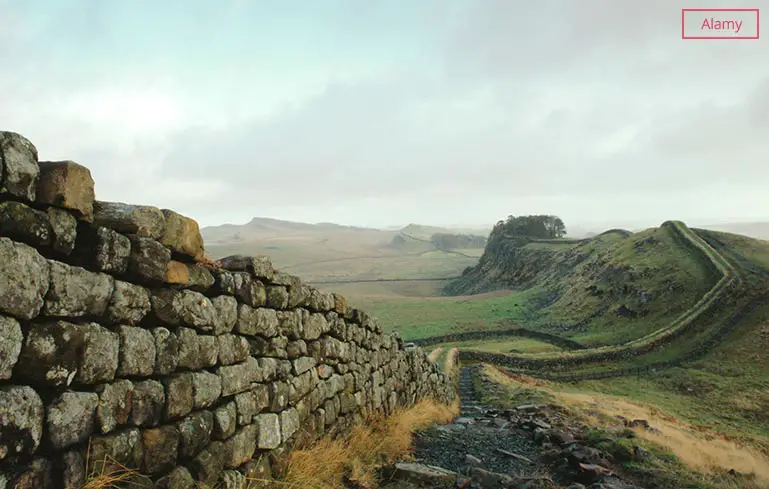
[0,131,455,488]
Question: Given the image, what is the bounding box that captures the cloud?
[1,0,769,228]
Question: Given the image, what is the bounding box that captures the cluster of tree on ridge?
[492,214,567,239]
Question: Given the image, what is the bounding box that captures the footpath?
[379,366,646,489]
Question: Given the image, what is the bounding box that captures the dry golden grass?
[80,439,150,488]
[427,347,443,362]
[485,365,769,487]
[281,398,459,489]
[443,347,459,379]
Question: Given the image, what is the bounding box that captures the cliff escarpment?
[0,131,454,488]
[444,223,721,344]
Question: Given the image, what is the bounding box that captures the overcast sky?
[2,0,768,230]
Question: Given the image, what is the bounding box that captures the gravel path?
[410,366,550,479]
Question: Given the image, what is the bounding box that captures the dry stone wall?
[0,131,455,489]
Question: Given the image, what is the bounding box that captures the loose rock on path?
[379,365,647,489]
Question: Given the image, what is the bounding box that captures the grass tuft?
[80,439,149,488]
[281,398,459,489]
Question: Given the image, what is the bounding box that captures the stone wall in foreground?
[0,131,455,489]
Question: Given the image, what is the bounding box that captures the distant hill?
[398,223,490,239]
[199,217,488,282]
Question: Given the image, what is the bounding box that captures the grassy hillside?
[445,224,727,347]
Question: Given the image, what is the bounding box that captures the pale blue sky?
[2,0,769,230]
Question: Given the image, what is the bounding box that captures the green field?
[433,337,563,354]
[342,288,542,340]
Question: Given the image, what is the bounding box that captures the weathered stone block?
[332,293,348,315]
[131,380,165,427]
[0,316,23,379]
[75,323,119,385]
[192,371,222,409]
[36,160,95,222]
[95,379,133,434]
[128,237,171,284]
[141,425,179,474]
[155,466,194,489]
[309,288,335,312]
[198,334,219,368]
[164,260,215,292]
[275,310,301,340]
[235,384,270,425]
[313,336,347,363]
[326,375,346,398]
[151,288,217,332]
[232,273,266,307]
[266,285,289,309]
[176,327,200,370]
[217,334,250,365]
[0,386,44,460]
[88,428,143,470]
[6,456,55,489]
[268,381,289,412]
[46,391,98,449]
[211,295,237,335]
[0,237,49,320]
[324,398,338,426]
[276,359,292,380]
[289,371,314,404]
[162,372,194,421]
[212,401,237,440]
[317,364,334,380]
[339,391,357,415]
[280,407,300,441]
[257,357,279,382]
[292,355,317,377]
[177,410,213,460]
[286,339,307,360]
[254,413,281,449]
[303,313,326,341]
[237,304,279,337]
[159,209,205,261]
[288,282,312,308]
[210,269,236,296]
[152,327,179,375]
[43,260,114,317]
[46,207,77,254]
[105,280,150,325]
[116,326,156,377]
[82,226,131,274]
[218,357,262,397]
[61,450,86,489]
[223,423,258,468]
[0,201,51,247]
[0,131,38,201]
[16,320,86,388]
[218,254,274,281]
[93,201,165,238]
[248,335,288,359]
[188,441,225,488]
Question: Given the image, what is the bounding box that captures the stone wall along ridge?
[0,131,455,488]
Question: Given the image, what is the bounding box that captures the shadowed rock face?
[0,130,455,487]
